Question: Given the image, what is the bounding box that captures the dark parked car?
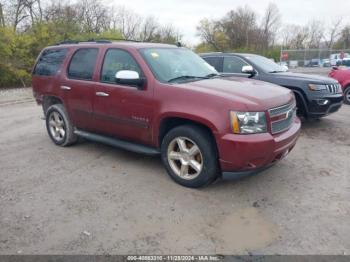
[336,58,350,67]
[32,41,300,188]
[201,53,343,119]
[306,59,322,67]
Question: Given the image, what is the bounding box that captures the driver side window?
[101,49,142,83]
[223,56,249,73]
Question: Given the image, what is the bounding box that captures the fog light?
[317,99,329,105]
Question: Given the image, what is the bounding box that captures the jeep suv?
[32,41,300,188]
[201,53,344,119]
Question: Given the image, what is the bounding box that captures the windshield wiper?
[167,75,209,83]
[205,73,220,78]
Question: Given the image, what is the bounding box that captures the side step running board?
[74,129,160,156]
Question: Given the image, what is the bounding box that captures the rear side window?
[68,48,98,80]
[203,57,223,72]
[33,49,67,76]
[101,49,142,83]
[223,56,249,73]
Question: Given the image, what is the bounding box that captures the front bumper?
[222,164,274,180]
[216,117,301,179]
[308,94,343,118]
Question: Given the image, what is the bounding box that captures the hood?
[178,77,294,110]
[271,72,337,84]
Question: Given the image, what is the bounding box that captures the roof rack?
[55,40,79,45]
[54,38,141,46]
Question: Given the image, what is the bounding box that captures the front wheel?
[161,125,219,188]
[344,86,350,105]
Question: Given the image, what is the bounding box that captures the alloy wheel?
[48,111,66,142]
[167,137,203,180]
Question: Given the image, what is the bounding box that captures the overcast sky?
[103,0,350,45]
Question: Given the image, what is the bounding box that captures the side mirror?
[332,66,339,70]
[242,65,256,76]
[115,70,145,88]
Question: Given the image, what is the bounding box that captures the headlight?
[308,84,327,91]
[230,111,267,134]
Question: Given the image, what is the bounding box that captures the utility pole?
[280,45,282,63]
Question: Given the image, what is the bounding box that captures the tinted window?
[245,55,287,73]
[101,49,142,83]
[68,48,98,80]
[33,49,67,76]
[203,57,223,72]
[223,56,249,73]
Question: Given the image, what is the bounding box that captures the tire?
[294,93,306,118]
[344,86,350,105]
[161,125,219,188]
[45,104,77,146]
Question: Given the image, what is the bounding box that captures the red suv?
[329,67,350,104]
[32,40,301,187]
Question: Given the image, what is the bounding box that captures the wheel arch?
[156,115,219,150]
[282,86,308,117]
[42,95,64,114]
[343,83,350,90]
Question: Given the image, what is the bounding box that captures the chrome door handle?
[60,85,71,90]
[96,92,109,97]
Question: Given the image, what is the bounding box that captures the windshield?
[245,55,287,73]
[140,48,218,83]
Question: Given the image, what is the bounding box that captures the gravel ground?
[0,88,34,105]
[0,89,349,255]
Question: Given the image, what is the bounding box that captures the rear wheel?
[344,86,350,105]
[161,125,219,188]
[46,104,77,146]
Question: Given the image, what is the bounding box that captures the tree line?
[0,0,181,87]
[1,1,350,87]
[195,3,350,57]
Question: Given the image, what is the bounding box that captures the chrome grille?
[326,84,340,94]
[269,102,296,134]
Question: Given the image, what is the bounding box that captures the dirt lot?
[0,88,349,255]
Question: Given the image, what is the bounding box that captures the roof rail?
[54,38,142,46]
[54,40,79,45]
[103,38,141,43]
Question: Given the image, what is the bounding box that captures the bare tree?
[197,18,228,51]
[260,2,281,51]
[139,16,158,42]
[76,0,110,34]
[307,20,324,48]
[24,0,43,25]
[220,6,258,49]
[282,24,309,49]
[336,25,350,49]
[324,18,342,49]
[0,1,5,27]
[112,6,142,40]
[42,2,81,39]
[155,24,181,44]
[11,0,29,31]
